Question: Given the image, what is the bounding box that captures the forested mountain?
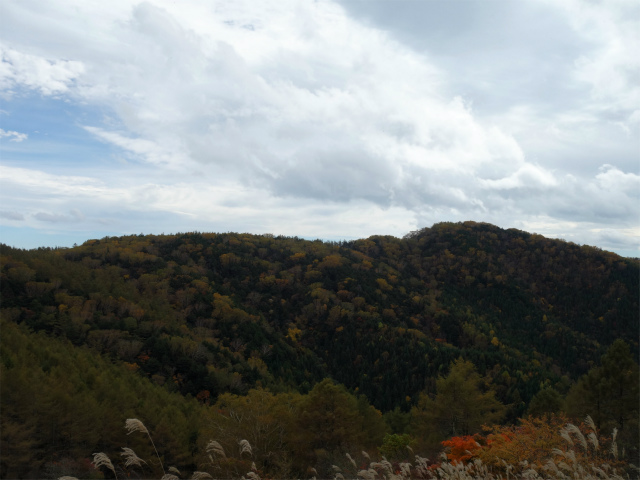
[1,221,638,478]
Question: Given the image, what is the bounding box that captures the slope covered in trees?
[1,221,638,477]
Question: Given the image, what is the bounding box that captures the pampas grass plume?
[160,474,179,480]
[564,423,588,451]
[93,452,117,479]
[124,418,165,475]
[125,418,149,435]
[121,447,147,467]
[191,472,213,480]
[239,439,253,456]
[206,439,226,458]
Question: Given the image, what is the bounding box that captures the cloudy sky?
[1,0,638,256]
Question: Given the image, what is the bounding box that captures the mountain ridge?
[1,220,638,416]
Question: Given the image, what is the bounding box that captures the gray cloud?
[334,0,592,112]
[0,210,24,220]
[34,209,84,223]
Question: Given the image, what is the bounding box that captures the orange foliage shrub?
[478,414,567,469]
[441,435,483,463]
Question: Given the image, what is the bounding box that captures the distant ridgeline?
[1,221,638,475]
[1,221,637,411]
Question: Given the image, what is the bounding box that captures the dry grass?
[60,416,635,480]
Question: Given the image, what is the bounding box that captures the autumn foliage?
[442,416,556,467]
[440,414,631,478]
[441,435,483,463]
[478,414,567,469]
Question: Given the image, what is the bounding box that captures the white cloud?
[5,0,531,210]
[83,126,190,168]
[0,0,637,255]
[0,45,84,96]
[595,164,640,193]
[0,165,106,196]
[0,164,415,239]
[0,128,27,142]
[541,0,640,123]
[520,217,639,254]
[479,163,559,190]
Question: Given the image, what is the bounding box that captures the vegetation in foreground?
[65,414,634,480]
[2,319,637,478]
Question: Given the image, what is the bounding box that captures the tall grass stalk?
[125,418,165,475]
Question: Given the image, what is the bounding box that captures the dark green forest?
[1,221,638,478]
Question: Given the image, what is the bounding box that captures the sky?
[0,0,638,256]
